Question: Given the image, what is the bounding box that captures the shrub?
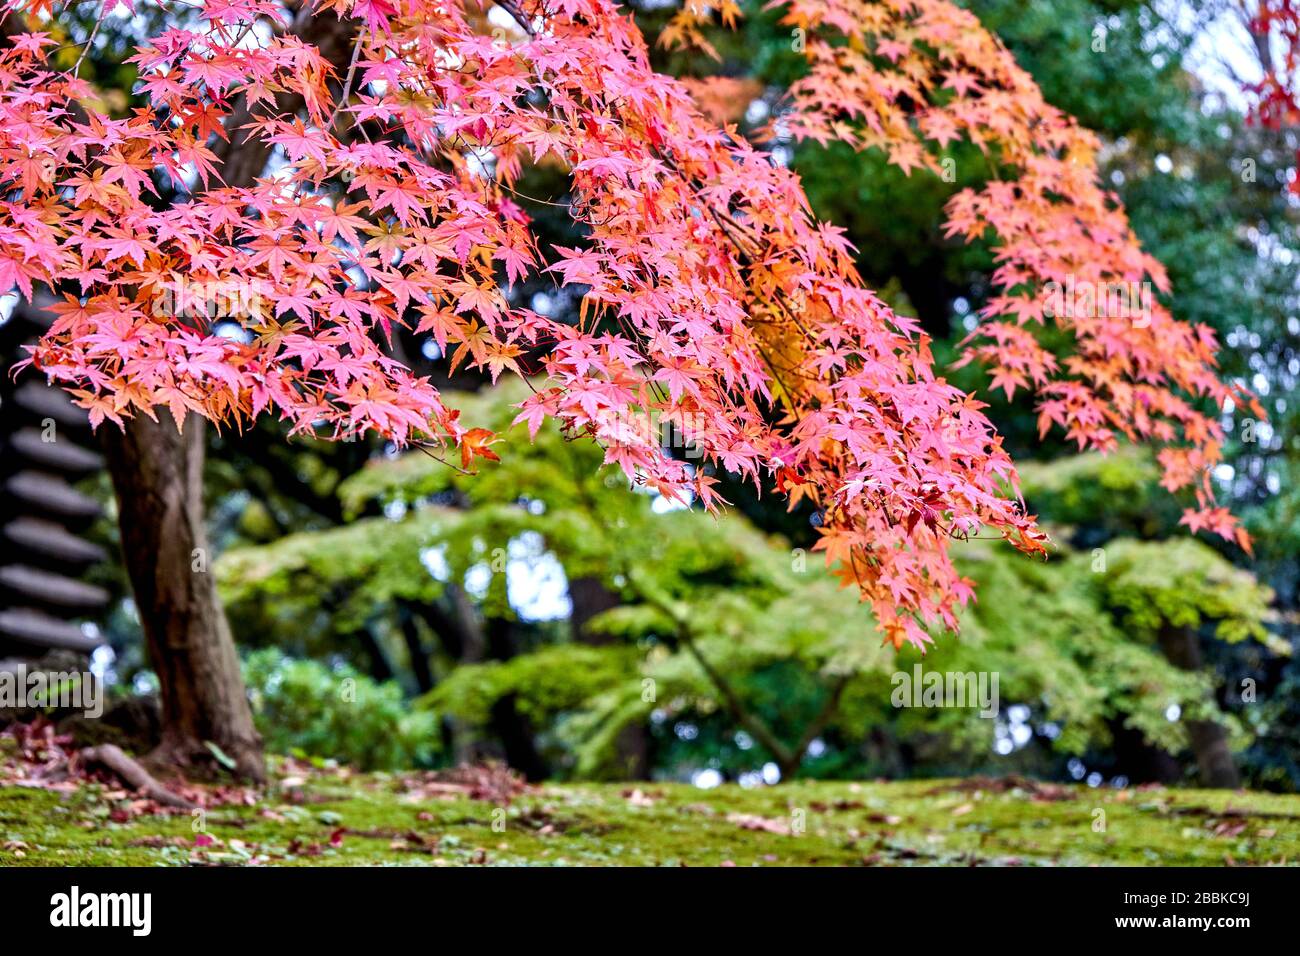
[243,649,438,771]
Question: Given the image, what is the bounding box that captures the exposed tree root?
[79,744,197,810]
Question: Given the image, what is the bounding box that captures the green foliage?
[422,644,639,726]
[243,649,438,771]
[932,541,1225,756]
[223,377,1282,781]
[1093,539,1276,646]
[217,508,456,655]
[1016,448,1176,539]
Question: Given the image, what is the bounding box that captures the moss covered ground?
[2,760,1298,866]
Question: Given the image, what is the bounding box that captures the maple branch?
[326,29,367,136]
[71,3,107,77]
[494,0,820,420]
[791,673,850,768]
[643,582,850,777]
[210,12,358,189]
[410,440,476,476]
[488,9,814,433]
[625,571,798,772]
[676,631,797,770]
[494,0,538,36]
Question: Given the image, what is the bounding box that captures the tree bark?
[397,601,434,694]
[101,414,264,782]
[1109,719,1182,785]
[569,575,650,778]
[34,7,360,785]
[485,617,549,779]
[411,588,486,764]
[1156,624,1240,789]
[355,624,395,683]
[569,576,621,644]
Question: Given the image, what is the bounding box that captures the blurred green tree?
[217,384,1275,784]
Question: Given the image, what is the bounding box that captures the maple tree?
[676,0,1256,535]
[1245,1,1300,184]
[0,0,1247,676]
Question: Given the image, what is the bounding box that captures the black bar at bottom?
[0,865,1286,943]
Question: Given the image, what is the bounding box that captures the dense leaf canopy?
[0,0,1247,648]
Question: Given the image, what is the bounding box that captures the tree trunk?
[355,625,395,683]
[569,576,621,644]
[413,588,486,764]
[397,601,434,694]
[1109,719,1182,785]
[64,7,362,785]
[570,575,650,778]
[102,413,264,782]
[1156,624,1240,789]
[485,617,549,779]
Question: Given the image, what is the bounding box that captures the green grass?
[3,764,1298,866]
